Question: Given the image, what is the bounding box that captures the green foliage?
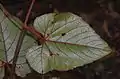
[0,4,35,77]
[0,3,112,77]
[26,12,111,74]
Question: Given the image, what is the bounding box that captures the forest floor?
[1,0,120,79]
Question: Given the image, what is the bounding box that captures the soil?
[1,0,120,79]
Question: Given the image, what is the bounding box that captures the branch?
[24,0,35,26]
[10,0,36,79]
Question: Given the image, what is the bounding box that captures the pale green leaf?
[0,4,21,62]
[0,4,36,77]
[26,12,112,74]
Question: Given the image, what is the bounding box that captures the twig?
[24,0,35,26]
[10,0,36,79]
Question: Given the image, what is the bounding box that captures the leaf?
[0,3,21,62]
[26,12,112,74]
[0,4,20,78]
[0,4,36,77]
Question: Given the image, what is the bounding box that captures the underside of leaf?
[26,12,112,74]
[0,4,36,77]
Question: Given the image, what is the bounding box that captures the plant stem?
[10,31,25,79]
[24,0,35,26]
[10,0,36,79]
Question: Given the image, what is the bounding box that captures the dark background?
[1,0,120,79]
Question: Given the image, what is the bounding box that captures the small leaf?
[26,12,112,74]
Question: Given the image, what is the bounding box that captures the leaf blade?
[0,4,36,77]
[27,12,112,74]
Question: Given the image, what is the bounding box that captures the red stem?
[24,26,45,41]
[23,0,45,42]
[22,0,46,43]
[24,0,35,26]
